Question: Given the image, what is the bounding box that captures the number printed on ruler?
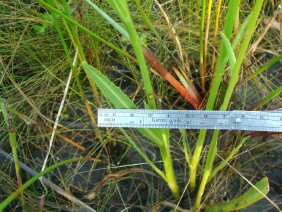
[98,109,282,132]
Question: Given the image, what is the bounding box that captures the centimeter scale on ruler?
[98,109,282,132]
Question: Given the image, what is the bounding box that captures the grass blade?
[237,54,282,88]
[85,0,130,41]
[206,177,269,211]
[199,0,207,90]
[220,0,264,110]
[207,136,249,183]
[0,98,8,126]
[220,32,236,74]
[36,0,136,61]
[120,128,165,180]
[143,50,201,108]
[0,98,25,210]
[82,62,136,109]
[108,0,156,109]
[0,158,93,211]
[251,85,282,110]
[82,62,163,145]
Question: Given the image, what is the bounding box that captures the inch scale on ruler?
[98,109,282,132]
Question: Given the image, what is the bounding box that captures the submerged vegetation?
[0,0,282,211]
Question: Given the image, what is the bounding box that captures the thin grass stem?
[0,158,94,211]
[251,85,282,110]
[199,0,207,91]
[1,98,25,210]
[203,0,213,85]
[236,54,282,88]
[211,0,222,71]
[120,128,166,180]
[36,0,136,61]
[207,136,249,183]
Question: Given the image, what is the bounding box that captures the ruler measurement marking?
[98,109,282,132]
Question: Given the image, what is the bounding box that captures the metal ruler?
[98,109,282,132]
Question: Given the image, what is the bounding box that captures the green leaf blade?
[206,177,269,211]
[0,98,9,128]
[82,62,136,109]
[82,62,163,145]
[220,31,236,74]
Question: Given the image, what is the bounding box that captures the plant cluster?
[0,0,281,211]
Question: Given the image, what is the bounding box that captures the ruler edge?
[98,108,282,115]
